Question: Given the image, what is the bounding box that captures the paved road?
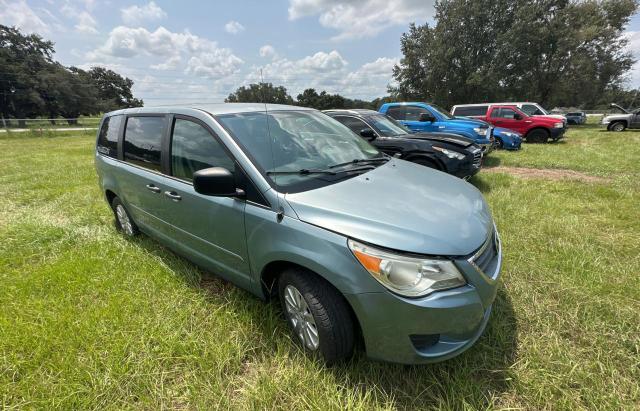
[0,127,98,133]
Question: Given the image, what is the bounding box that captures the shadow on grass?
[482,155,501,168]
[130,224,518,410]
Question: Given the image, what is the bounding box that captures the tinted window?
[171,118,235,181]
[404,106,429,121]
[567,112,582,116]
[493,108,517,119]
[334,116,370,134]
[123,116,166,171]
[521,104,545,116]
[454,106,488,116]
[385,106,406,120]
[96,115,122,158]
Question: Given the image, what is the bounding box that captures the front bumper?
[347,230,502,364]
[550,127,566,140]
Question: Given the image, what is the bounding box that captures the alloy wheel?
[116,204,134,236]
[283,284,320,350]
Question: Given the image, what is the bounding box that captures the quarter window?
[96,115,122,158]
[171,118,235,181]
[123,116,166,171]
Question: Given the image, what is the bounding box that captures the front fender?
[244,204,383,298]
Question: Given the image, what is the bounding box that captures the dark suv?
[324,109,483,179]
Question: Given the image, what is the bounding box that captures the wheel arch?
[525,127,551,138]
[608,119,628,130]
[260,259,364,347]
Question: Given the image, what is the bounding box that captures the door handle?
[164,191,182,201]
[146,184,161,193]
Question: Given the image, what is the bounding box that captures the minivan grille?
[469,229,500,280]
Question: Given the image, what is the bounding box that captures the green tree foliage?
[0,24,142,124]
[392,0,637,109]
[225,82,295,104]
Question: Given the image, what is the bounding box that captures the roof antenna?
[259,69,284,222]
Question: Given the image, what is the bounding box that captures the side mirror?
[359,128,376,140]
[193,167,245,198]
[513,113,522,120]
[418,113,435,122]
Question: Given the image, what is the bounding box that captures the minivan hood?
[285,159,493,256]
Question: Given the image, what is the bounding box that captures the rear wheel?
[609,121,626,132]
[526,128,549,144]
[278,268,354,364]
[111,197,139,237]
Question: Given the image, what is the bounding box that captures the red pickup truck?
[460,105,566,143]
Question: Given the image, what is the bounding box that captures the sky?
[1,0,640,106]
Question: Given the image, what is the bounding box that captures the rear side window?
[385,106,406,120]
[170,118,235,181]
[96,115,122,158]
[454,106,488,116]
[404,106,429,121]
[333,116,370,134]
[123,116,166,171]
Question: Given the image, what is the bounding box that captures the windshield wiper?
[328,156,389,169]
[266,169,337,176]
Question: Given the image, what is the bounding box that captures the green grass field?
[1,123,638,409]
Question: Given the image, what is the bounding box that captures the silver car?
[95,103,502,364]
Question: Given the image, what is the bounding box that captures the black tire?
[278,268,354,364]
[411,157,440,170]
[526,128,549,143]
[609,121,626,132]
[111,197,139,237]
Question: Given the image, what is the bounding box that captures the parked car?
[492,127,523,150]
[95,103,502,365]
[452,104,566,143]
[565,111,587,125]
[324,109,483,179]
[378,102,494,152]
[452,102,567,126]
[601,103,640,131]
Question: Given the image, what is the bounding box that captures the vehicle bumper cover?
[346,247,501,364]
[550,128,565,140]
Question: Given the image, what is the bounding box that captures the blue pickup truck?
[379,102,494,152]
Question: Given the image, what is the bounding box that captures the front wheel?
[526,129,549,143]
[609,122,626,132]
[278,268,354,364]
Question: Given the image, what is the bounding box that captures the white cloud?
[246,50,395,99]
[288,0,435,40]
[88,26,243,78]
[224,20,245,34]
[624,31,640,88]
[61,2,98,34]
[121,1,167,26]
[0,0,50,34]
[259,44,277,59]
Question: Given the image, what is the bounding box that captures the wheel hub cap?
[283,285,320,351]
[116,204,133,236]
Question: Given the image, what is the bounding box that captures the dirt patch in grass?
[484,166,609,183]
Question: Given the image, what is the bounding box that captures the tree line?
[391,0,639,110]
[0,25,142,126]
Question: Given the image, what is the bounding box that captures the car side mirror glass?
[359,128,376,140]
[193,167,244,198]
[418,113,435,122]
[514,113,522,120]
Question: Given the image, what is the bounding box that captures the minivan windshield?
[368,114,411,137]
[217,110,384,193]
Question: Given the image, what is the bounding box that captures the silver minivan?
[95,104,502,364]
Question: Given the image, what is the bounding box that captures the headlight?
[473,127,488,136]
[348,239,466,297]
[553,123,564,128]
[432,145,466,160]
